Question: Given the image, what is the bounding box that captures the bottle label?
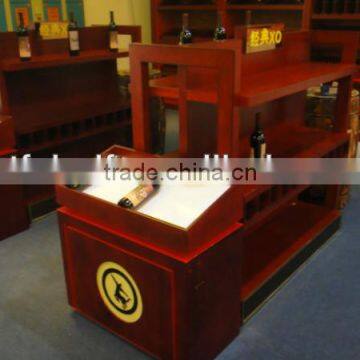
[19,37,31,58]
[250,143,267,158]
[110,31,118,50]
[124,184,155,208]
[69,30,80,51]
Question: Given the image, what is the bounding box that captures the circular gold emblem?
[96,262,143,323]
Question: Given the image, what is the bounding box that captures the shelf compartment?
[241,200,341,317]
[0,49,129,72]
[227,4,304,11]
[149,62,356,106]
[238,123,349,158]
[312,13,360,20]
[16,108,130,154]
[239,62,356,107]
[158,4,217,11]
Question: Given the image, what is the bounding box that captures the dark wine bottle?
[68,12,80,56]
[214,12,227,41]
[245,10,252,26]
[250,113,266,159]
[118,182,160,209]
[179,13,192,45]
[17,13,31,61]
[109,11,118,51]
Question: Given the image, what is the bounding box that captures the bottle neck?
[70,13,75,25]
[110,11,115,24]
[217,13,223,27]
[245,11,252,26]
[19,14,24,28]
[182,14,189,30]
[255,115,261,131]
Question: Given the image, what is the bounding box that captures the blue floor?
[0,188,359,360]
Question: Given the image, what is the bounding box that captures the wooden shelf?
[240,62,356,106]
[149,62,356,107]
[0,49,129,72]
[227,4,304,11]
[241,200,339,300]
[160,34,213,44]
[17,114,130,155]
[238,123,349,158]
[158,4,216,11]
[312,13,360,21]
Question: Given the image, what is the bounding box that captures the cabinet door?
[66,0,84,27]
[10,0,33,29]
[61,224,174,359]
[43,0,63,22]
[0,0,7,31]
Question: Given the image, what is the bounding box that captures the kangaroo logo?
[97,262,143,323]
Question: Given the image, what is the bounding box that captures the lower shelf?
[241,200,340,318]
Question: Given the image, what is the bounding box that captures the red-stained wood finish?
[0,25,141,238]
[0,148,29,240]
[58,207,243,360]
[151,0,313,45]
[56,28,356,359]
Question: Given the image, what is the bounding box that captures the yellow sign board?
[97,261,143,323]
[40,21,68,40]
[245,24,284,54]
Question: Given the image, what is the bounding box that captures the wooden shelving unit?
[54,30,357,359]
[0,25,141,240]
[151,0,313,44]
[133,29,356,323]
[0,49,129,72]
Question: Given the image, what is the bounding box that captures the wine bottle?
[214,12,227,41]
[17,13,31,61]
[320,82,331,96]
[245,10,252,26]
[109,11,118,51]
[179,13,192,45]
[250,113,266,159]
[118,181,159,209]
[68,12,80,56]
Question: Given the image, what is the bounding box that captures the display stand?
[151,0,313,44]
[56,30,357,359]
[0,25,141,240]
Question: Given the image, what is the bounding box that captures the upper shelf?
[157,3,304,11]
[158,4,217,11]
[0,49,129,72]
[239,62,356,107]
[227,4,304,11]
[150,62,356,107]
[312,13,360,21]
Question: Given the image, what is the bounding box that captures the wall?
[1,0,152,44]
[83,0,151,44]
[1,0,151,72]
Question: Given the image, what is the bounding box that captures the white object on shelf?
[83,172,230,229]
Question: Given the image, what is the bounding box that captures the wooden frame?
[130,43,235,155]
[151,0,313,46]
[55,28,358,360]
[0,25,141,240]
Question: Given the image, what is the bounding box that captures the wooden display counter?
[56,29,356,359]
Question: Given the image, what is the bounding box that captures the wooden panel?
[6,60,120,134]
[61,224,174,358]
[58,209,243,359]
